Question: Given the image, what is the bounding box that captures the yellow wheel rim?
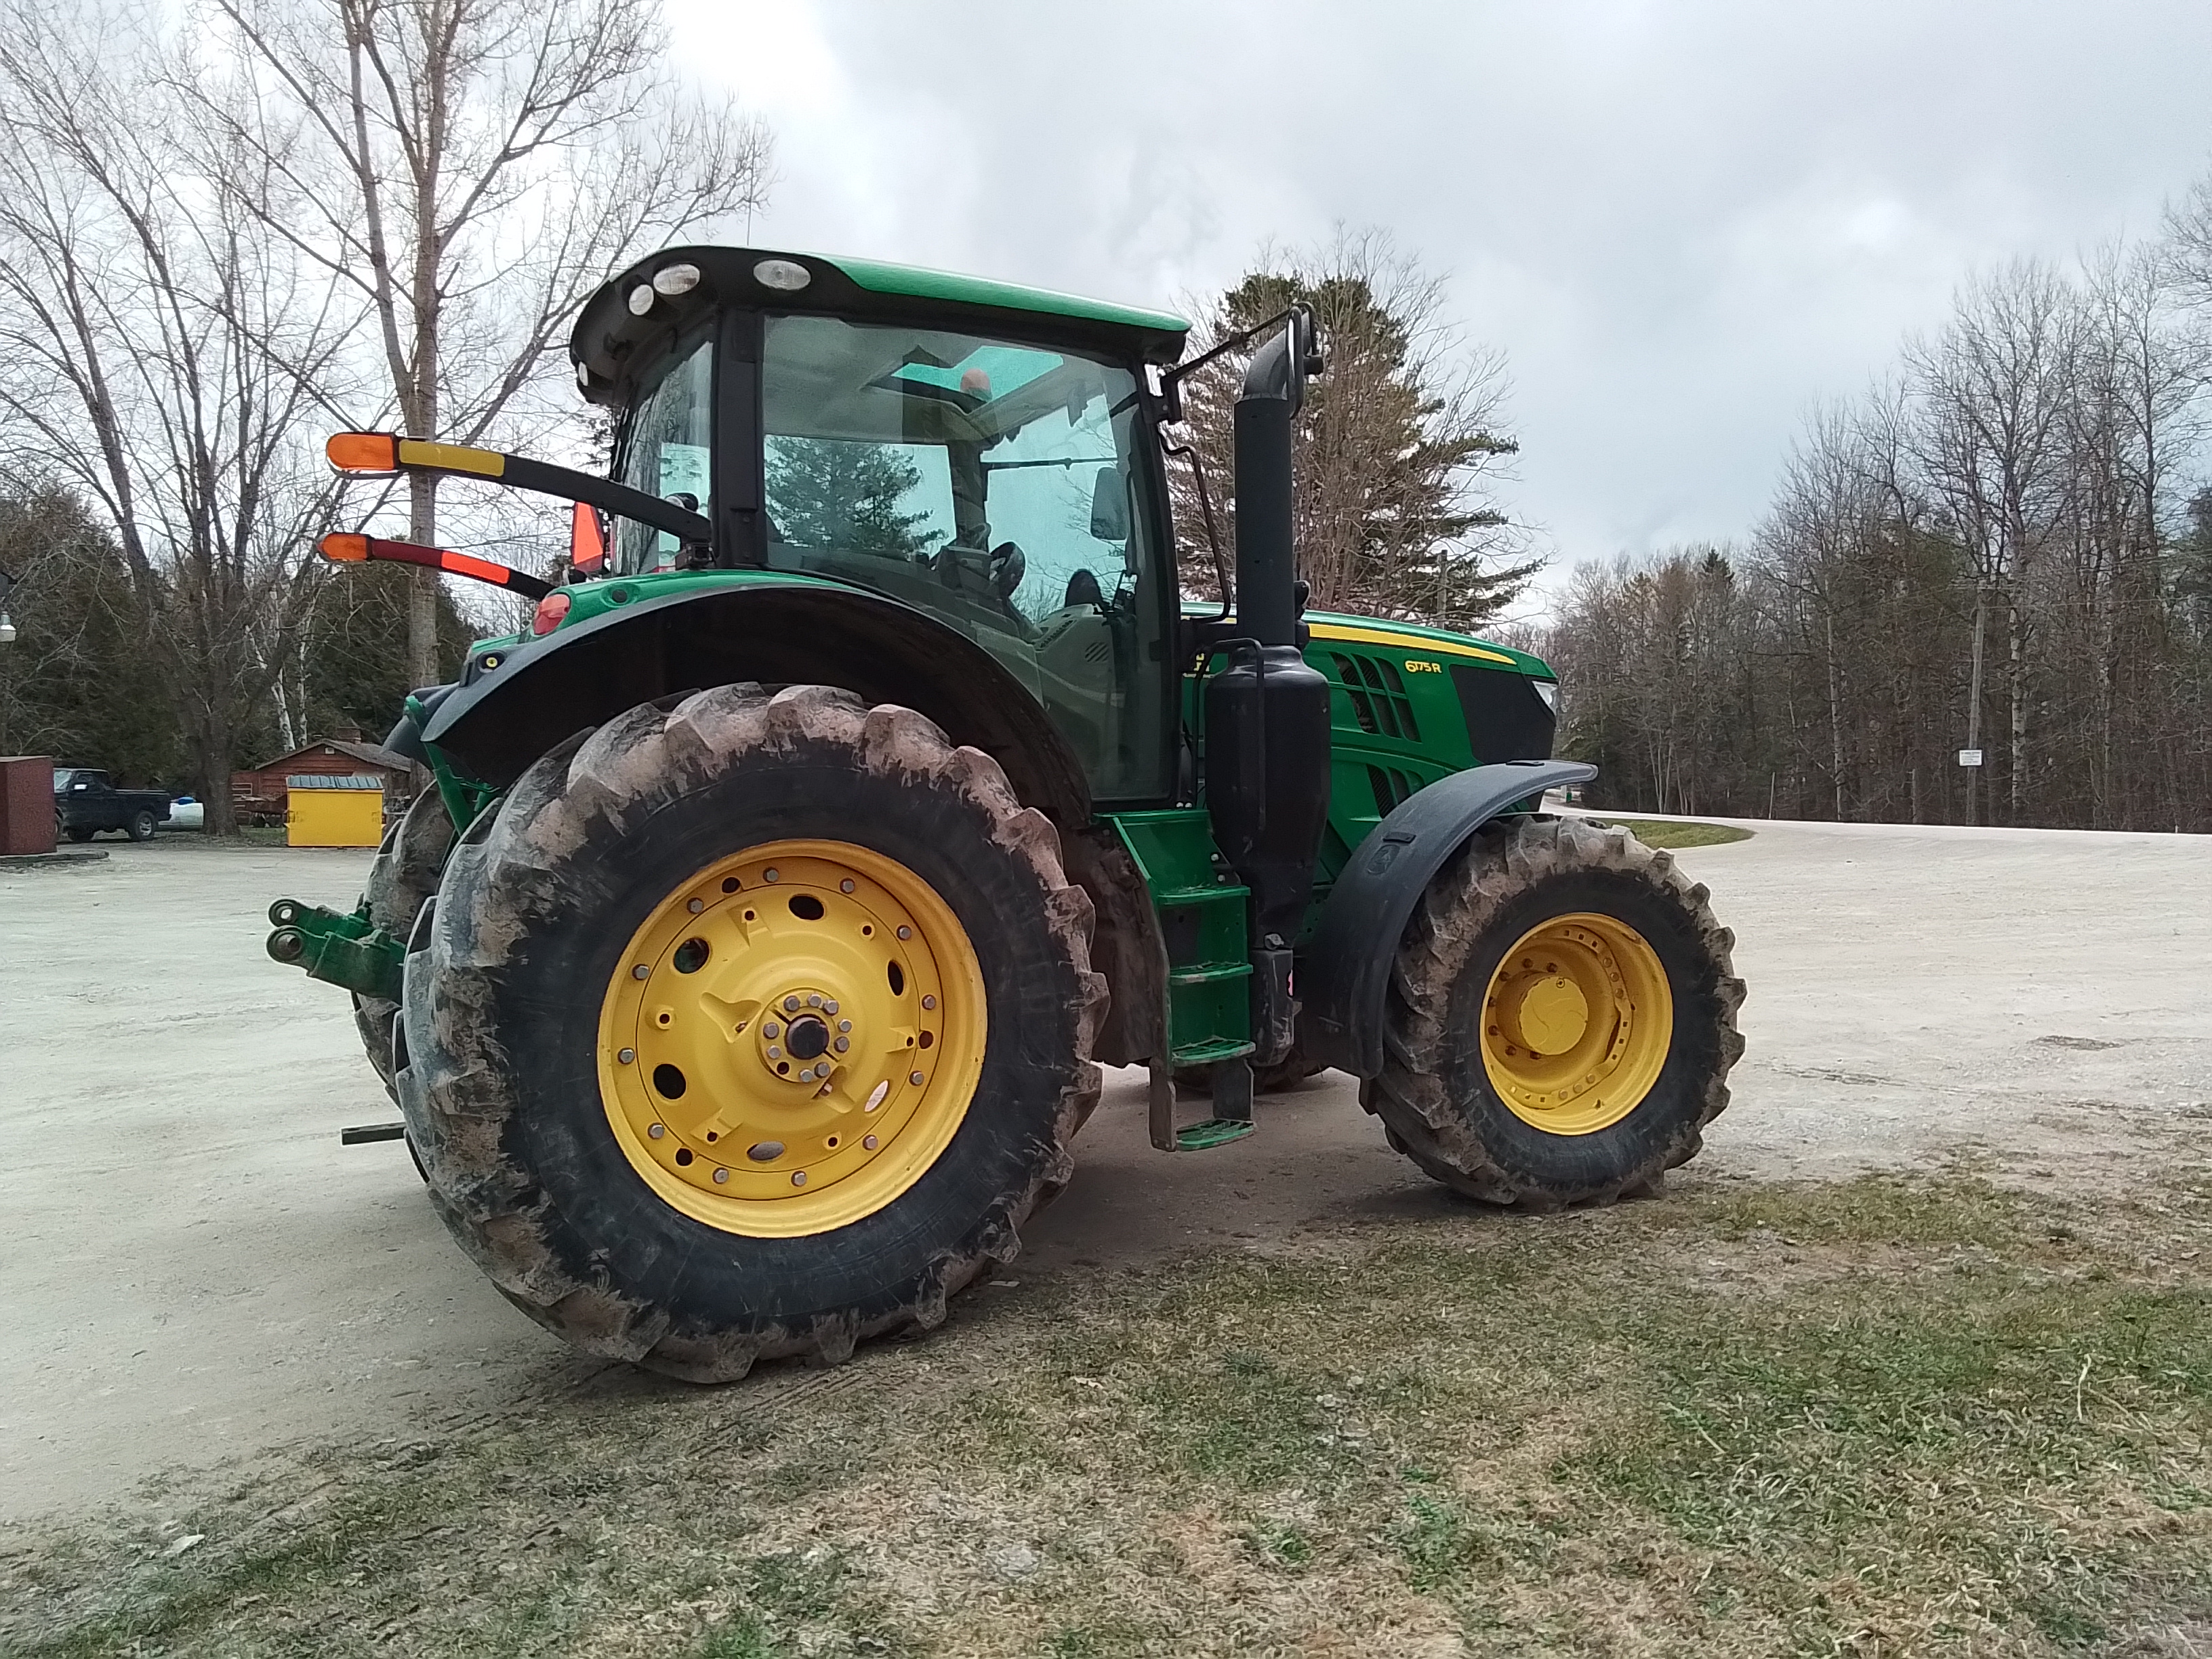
[1479,912,1672,1136]
[596,839,987,1237]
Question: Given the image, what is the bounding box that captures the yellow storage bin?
[287,774,386,847]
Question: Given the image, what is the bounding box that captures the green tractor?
[267,247,1744,1380]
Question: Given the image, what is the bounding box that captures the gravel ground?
[1,818,2205,1528]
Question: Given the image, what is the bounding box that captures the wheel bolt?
[840,879,855,893]
[713,1168,728,1183]
[838,1019,851,1033]
[834,1036,848,1052]
[897,926,912,941]
[863,1134,878,1150]
[687,898,703,914]
[632,965,649,980]
[791,1170,806,1187]
[825,1000,840,1016]
[763,1021,780,1040]
[784,995,800,1012]
[922,995,936,1010]
[767,1045,781,1059]
[909,1070,924,1086]
[648,1123,664,1139]
[764,867,779,882]
[808,993,823,1008]
[617,1048,635,1064]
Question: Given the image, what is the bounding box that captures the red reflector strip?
[439,549,516,588]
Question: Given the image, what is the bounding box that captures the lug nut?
[784,995,800,1012]
[909,1070,924,1086]
[897,926,912,941]
[837,1019,851,1033]
[825,1000,840,1016]
[617,1048,635,1064]
[840,879,855,893]
[863,1134,878,1150]
[632,965,650,980]
[767,1045,781,1059]
[764,867,779,882]
[798,1066,815,1082]
[834,1036,848,1053]
[807,993,823,1008]
[922,995,936,1010]
[687,898,703,914]
[648,1123,665,1139]
[763,1021,780,1040]
[713,1168,728,1183]
[791,1170,806,1187]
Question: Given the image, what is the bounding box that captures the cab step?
[1147,1055,1255,1152]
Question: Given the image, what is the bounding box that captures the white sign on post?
[1958,748,1984,768]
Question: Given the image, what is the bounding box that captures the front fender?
[1296,759,1598,1078]
[419,577,1090,825]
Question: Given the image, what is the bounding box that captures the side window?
[613,337,713,573]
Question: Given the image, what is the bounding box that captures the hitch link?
[265,898,405,1004]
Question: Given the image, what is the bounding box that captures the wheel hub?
[597,841,987,1237]
[1477,913,1673,1136]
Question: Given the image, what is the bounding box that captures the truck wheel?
[126,808,157,842]
[64,825,94,843]
[1364,816,1743,1209]
[394,683,1104,1380]
[352,791,456,1101]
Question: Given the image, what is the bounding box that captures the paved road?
[3,821,2206,1524]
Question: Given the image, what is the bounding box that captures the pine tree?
[766,440,934,558]
[1170,231,1539,630]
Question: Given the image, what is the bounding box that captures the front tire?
[1365,816,1743,1208]
[395,684,1104,1380]
[127,809,157,842]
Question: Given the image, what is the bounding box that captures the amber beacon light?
[325,432,399,473]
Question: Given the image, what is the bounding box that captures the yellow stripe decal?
[1307,622,1517,667]
[396,439,506,479]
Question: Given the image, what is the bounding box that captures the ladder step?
[1174,1118,1257,1151]
[1168,1038,1256,1068]
[1155,883,1249,905]
[1168,963,1250,987]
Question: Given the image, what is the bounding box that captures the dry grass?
[4,1172,2209,1658]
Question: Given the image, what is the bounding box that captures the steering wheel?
[987,541,1025,600]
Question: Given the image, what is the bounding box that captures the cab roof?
[571,245,1190,401]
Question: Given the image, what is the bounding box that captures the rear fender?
[418,579,1090,826]
[1296,759,1598,1078]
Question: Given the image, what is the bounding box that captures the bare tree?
[203,0,773,683]
[1905,260,2076,823]
[0,1,356,831]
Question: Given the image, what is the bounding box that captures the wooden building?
[232,733,420,827]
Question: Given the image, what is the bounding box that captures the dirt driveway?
[2,819,2205,1526]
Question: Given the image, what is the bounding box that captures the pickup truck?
[54,768,175,842]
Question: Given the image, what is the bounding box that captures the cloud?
[670,0,2212,607]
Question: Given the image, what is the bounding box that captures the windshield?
[611,335,713,573]
[761,314,1170,800]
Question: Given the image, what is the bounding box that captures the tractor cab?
[575,249,1189,804]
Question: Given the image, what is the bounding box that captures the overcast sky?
[670,1,2212,615]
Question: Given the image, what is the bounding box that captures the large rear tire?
[394,683,1104,1380]
[352,791,455,1101]
[1365,816,1743,1208]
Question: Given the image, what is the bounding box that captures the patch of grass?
[1593,815,1755,848]
[8,1174,2211,1657]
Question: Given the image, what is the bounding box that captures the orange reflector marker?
[325,432,398,473]
[319,532,369,563]
[569,500,606,575]
[532,590,572,636]
[440,549,516,587]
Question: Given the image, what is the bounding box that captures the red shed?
[232,733,421,826]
